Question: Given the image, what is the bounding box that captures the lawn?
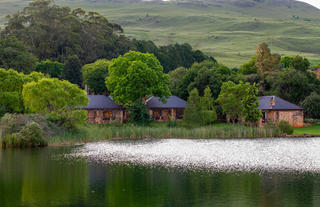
[294,124,320,136]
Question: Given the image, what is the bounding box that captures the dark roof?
[84,95,123,109]
[258,96,302,110]
[146,95,186,109]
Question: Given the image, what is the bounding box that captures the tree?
[82,59,109,94]
[0,37,37,73]
[255,43,280,73]
[199,87,217,125]
[301,92,320,119]
[22,78,88,113]
[183,87,217,126]
[105,51,171,106]
[168,67,187,95]
[241,83,262,123]
[217,81,244,123]
[36,60,64,78]
[290,55,310,72]
[239,57,257,75]
[62,55,82,86]
[0,68,46,115]
[127,100,150,126]
[217,81,260,123]
[280,56,294,69]
[183,88,201,126]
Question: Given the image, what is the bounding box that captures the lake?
[1,138,320,207]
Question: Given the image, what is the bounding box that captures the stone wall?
[263,110,304,127]
[87,109,124,124]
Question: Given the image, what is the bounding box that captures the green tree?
[62,55,82,86]
[183,88,201,126]
[127,100,150,126]
[239,57,257,75]
[0,68,46,115]
[289,55,310,72]
[241,83,262,123]
[280,56,294,69]
[105,51,171,106]
[199,87,217,125]
[217,81,244,123]
[301,92,320,119]
[82,59,109,94]
[22,78,88,113]
[35,60,64,78]
[0,37,37,73]
[168,67,187,95]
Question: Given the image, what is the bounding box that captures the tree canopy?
[35,60,64,78]
[82,59,110,94]
[22,78,88,113]
[106,51,171,106]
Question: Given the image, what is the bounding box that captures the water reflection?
[1,142,320,207]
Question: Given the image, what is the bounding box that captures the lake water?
[1,138,320,207]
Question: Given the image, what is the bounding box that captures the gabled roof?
[146,95,186,109]
[84,95,123,109]
[258,96,302,110]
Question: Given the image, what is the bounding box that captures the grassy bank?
[48,123,280,145]
[294,124,320,136]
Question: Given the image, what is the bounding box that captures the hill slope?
[1,0,320,67]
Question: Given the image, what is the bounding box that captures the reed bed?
[48,124,281,145]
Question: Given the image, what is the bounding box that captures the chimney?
[270,96,276,107]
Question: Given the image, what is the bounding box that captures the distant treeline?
[0,0,214,75]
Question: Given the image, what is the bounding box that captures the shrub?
[127,101,150,126]
[200,110,217,125]
[278,120,294,135]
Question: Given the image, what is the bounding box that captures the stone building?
[258,96,304,127]
[146,96,186,121]
[314,68,320,79]
[84,95,125,124]
[84,95,186,124]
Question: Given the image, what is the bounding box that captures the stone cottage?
[258,96,304,127]
[84,95,125,124]
[146,96,186,121]
[314,68,320,79]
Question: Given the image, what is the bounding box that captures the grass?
[1,0,320,67]
[294,124,320,136]
[48,123,281,145]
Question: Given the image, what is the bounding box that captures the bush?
[278,120,294,135]
[200,110,217,125]
[2,122,47,148]
[127,101,150,126]
[46,110,88,129]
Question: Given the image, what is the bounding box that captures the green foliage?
[46,110,88,129]
[278,120,294,135]
[82,59,109,94]
[289,55,310,72]
[239,57,257,75]
[36,60,64,78]
[0,68,47,114]
[0,37,37,73]
[183,87,217,126]
[280,56,294,69]
[301,92,320,119]
[3,0,128,65]
[127,100,150,126]
[0,113,49,148]
[106,51,171,105]
[22,78,88,113]
[133,40,216,73]
[217,81,261,123]
[175,61,232,100]
[168,67,187,95]
[241,83,262,123]
[183,88,201,126]
[62,55,82,86]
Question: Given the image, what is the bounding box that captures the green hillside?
[1,0,320,67]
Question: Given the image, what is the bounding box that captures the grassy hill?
[1,0,320,67]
